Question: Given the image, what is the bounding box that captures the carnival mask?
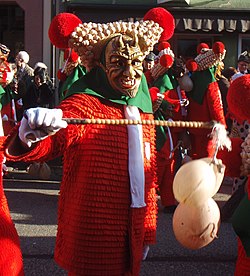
[0,43,10,62]
[104,34,144,98]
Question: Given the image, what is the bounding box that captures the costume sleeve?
[206,81,226,126]
[4,123,77,164]
[4,95,90,163]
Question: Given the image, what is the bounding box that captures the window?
[238,34,250,57]
[0,4,24,60]
[172,34,221,61]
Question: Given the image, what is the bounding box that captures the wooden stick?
[63,118,216,129]
[23,110,215,129]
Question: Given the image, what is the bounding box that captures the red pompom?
[160,54,174,69]
[158,41,170,51]
[186,59,198,72]
[64,48,79,62]
[48,13,82,49]
[143,7,175,41]
[197,43,209,54]
[227,74,250,123]
[57,70,67,81]
[212,41,225,54]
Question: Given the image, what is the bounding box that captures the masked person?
[4,11,167,276]
[0,92,24,276]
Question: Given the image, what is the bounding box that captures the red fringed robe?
[0,137,24,276]
[187,81,226,159]
[5,94,158,276]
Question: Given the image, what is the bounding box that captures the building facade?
[0,0,249,90]
[66,0,250,68]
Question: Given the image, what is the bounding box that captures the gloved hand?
[19,107,68,147]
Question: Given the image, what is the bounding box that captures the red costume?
[187,80,226,158]
[5,93,158,275]
[186,42,226,159]
[0,137,24,276]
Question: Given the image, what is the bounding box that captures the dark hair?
[34,67,49,83]
[222,67,237,81]
[238,54,249,64]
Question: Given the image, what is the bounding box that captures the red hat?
[186,42,226,72]
[227,74,250,123]
[49,12,163,71]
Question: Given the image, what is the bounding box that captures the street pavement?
[3,166,237,276]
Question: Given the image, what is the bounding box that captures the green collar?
[66,66,153,113]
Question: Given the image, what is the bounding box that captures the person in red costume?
[0,101,24,274]
[186,42,227,159]
[3,10,170,275]
[214,74,250,275]
[0,44,21,135]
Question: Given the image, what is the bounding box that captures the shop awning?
[175,18,250,33]
[65,0,155,4]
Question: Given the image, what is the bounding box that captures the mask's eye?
[132,59,142,67]
[117,60,124,67]
[1,49,7,55]
[110,56,124,67]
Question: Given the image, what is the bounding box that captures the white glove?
[19,107,68,147]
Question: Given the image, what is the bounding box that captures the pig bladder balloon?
[172,198,220,249]
[173,158,225,207]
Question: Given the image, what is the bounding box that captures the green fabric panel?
[154,109,168,151]
[154,74,172,93]
[0,85,5,110]
[0,85,13,110]
[59,65,86,102]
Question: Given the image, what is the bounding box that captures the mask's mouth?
[120,78,136,89]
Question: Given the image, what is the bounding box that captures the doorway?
[0,4,24,62]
